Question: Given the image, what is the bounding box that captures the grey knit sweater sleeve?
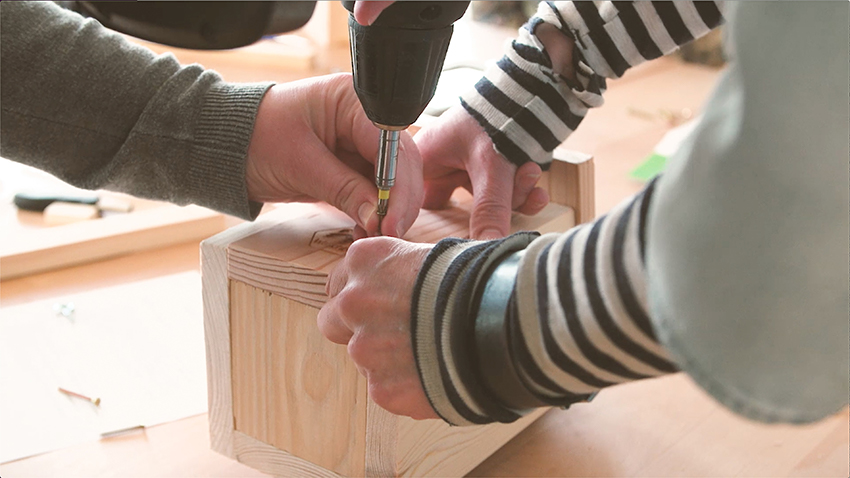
[1,1,273,220]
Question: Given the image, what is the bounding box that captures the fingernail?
[523,171,541,186]
[479,228,503,240]
[358,203,375,228]
[395,219,406,238]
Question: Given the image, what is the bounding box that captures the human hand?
[246,73,423,238]
[415,106,549,239]
[317,237,439,420]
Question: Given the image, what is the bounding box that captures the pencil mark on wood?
[310,228,354,255]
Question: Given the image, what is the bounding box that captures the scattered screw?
[101,425,145,439]
[53,302,75,319]
[58,387,101,406]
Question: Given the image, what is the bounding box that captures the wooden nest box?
[201,149,593,477]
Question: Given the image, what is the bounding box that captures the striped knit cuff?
[459,1,723,168]
[188,82,273,220]
[458,12,605,167]
[411,179,682,425]
[411,232,539,426]
[506,178,678,407]
[539,2,724,79]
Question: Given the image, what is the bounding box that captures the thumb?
[353,1,395,25]
[301,138,380,232]
[469,160,517,240]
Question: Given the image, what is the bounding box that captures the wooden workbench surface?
[2,29,847,478]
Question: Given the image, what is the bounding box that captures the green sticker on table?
[630,153,667,182]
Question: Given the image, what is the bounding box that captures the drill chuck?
[375,129,400,191]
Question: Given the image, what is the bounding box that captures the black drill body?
[343,1,469,226]
[343,1,469,128]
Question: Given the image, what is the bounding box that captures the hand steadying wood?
[244,73,424,238]
[319,238,437,419]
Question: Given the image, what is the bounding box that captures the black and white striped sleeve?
[411,177,677,425]
[460,1,724,167]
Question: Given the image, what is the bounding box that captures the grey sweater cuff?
[189,82,273,221]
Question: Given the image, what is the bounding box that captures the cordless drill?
[74,0,469,232]
[342,1,470,233]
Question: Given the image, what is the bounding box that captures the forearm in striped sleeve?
[411,178,678,426]
[461,1,724,167]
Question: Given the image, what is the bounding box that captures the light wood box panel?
[202,152,592,477]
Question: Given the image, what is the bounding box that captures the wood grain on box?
[202,153,593,476]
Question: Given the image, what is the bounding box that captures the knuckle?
[316,313,336,341]
[346,333,372,366]
[471,197,511,238]
[316,307,350,344]
[344,239,370,269]
[335,289,363,317]
[347,237,392,266]
[474,197,511,222]
[345,237,368,258]
[368,382,395,412]
[322,72,353,97]
[347,328,400,369]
